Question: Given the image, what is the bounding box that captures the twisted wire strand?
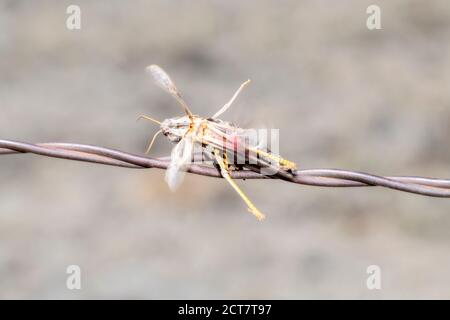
[1,139,449,197]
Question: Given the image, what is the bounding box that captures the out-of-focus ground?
[0,0,449,299]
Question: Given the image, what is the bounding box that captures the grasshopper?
[139,65,296,220]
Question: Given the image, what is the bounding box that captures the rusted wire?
[1,139,449,197]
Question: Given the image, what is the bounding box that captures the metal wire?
[1,139,449,197]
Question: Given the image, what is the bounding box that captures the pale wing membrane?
[146,65,193,117]
[165,134,194,191]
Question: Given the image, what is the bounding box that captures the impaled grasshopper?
[139,65,296,220]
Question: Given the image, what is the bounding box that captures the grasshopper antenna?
[137,115,161,125]
[138,115,163,154]
[145,129,163,154]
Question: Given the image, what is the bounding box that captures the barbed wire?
[1,139,449,197]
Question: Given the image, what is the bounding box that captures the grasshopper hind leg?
[212,149,265,221]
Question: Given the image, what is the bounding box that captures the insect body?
[139,65,296,220]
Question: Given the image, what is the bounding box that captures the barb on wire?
[1,139,449,197]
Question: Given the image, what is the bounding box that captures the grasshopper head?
[161,116,192,143]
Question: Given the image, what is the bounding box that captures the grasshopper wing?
[146,65,193,117]
[165,134,194,191]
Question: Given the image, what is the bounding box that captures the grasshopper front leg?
[212,149,265,221]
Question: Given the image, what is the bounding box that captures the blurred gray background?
[0,0,449,299]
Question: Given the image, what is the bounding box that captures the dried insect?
[139,65,296,220]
